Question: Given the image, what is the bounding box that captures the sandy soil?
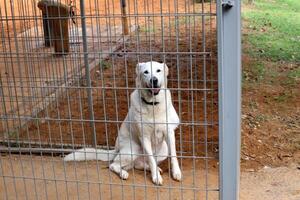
[0,155,220,200]
[240,164,300,200]
[1,155,299,200]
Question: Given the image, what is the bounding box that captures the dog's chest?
[140,106,176,132]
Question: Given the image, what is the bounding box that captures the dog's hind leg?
[109,161,131,180]
[109,146,139,180]
[134,159,163,174]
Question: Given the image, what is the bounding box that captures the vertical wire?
[67,2,83,199]
[149,60,159,200]
[83,1,94,199]
[201,1,209,199]
[100,2,114,198]
[212,0,219,194]
[120,1,138,199]
[148,1,160,199]
[0,74,18,200]
[133,1,149,199]
[151,0,156,40]
[111,0,117,42]
[30,1,54,196]
[90,0,104,199]
[70,4,83,200]
[0,5,17,132]
[210,0,216,164]
[192,0,199,156]
[126,49,138,200]
[105,1,127,198]
[172,0,184,198]
[184,0,197,198]
[167,0,171,47]
[104,0,124,199]
[46,4,68,199]
[17,1,40,199]
[133,0,148,199]
[80,0,97,148]
[159,1,172,199]
[7,1,34,199]
[108,0,126,197]
[168,0,175,197]
[93,0,106,198]
[78,1,97,198]
[127,0,132,33]
[56,1,73,199]
[0,155,9,200]
[45,1,63,198]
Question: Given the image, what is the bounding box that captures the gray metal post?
[217,0,241,200]
[79,0,97,147]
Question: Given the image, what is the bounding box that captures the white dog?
[64,61,182,185]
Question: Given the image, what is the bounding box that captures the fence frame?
[217,0,242,200]
[0,0,242,199]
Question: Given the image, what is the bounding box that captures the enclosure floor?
[0,155,219,200]
[1,155,299,200]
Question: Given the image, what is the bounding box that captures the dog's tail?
[63,148,116,162]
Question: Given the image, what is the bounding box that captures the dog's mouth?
[147,85,161,95]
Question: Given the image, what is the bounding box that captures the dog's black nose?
[150,77,158,87]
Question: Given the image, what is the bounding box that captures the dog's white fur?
[64,61,181,185]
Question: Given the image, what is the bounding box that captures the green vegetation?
[243,62,266,82]
[287,68,300,79]
[243,0,300,61]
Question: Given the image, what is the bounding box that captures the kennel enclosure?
[0,0,241,199]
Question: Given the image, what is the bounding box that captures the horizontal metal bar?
[0,147,74,154]
[0,139,94,149]
[0,116,218,126]
[0,139,218,149]
[2,12,216,20]
[0,85,216,91]
[0,51,212,57]
[0,147,216,160]
[0,78,218,83]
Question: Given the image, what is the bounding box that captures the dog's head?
[136,61,169,96]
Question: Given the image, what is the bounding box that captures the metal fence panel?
[0,0,239,199]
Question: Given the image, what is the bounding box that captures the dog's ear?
[136,62,145,75]
[163,63,169,76]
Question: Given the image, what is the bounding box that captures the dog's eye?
[157,69,161,73]
[144,70,149,74]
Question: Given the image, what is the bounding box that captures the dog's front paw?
[120,170,129,180]
[172,167,182,181]
[152,171,163,185]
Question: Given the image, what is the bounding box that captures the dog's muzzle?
[147,77,160,95]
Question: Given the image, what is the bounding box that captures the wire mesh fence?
[0,0,219,199]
